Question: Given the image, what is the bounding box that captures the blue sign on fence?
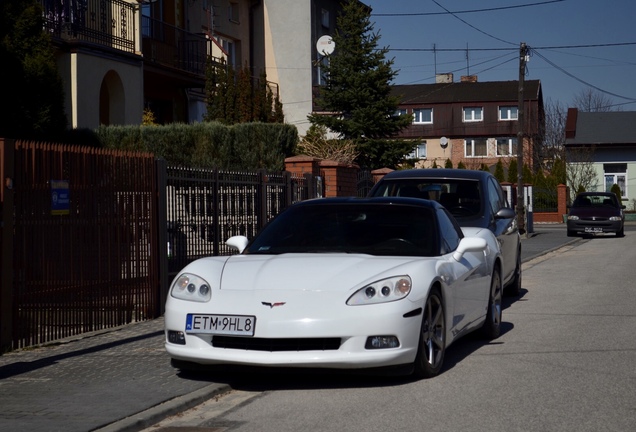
[51,180,70,215]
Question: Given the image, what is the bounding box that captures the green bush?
[610,184,622,205]
[96,122,298,170]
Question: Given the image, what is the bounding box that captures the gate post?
[1,139,15,352]
[257,170,268,230]
[155,158,169,315]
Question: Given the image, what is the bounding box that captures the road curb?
[94,383,232,432]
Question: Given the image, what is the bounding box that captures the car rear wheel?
[413,288,445,379]
[481,266,502,340]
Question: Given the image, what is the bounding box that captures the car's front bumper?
[164,290,424,370]
[567,218,623,234]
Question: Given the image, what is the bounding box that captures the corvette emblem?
[261,302,286,308]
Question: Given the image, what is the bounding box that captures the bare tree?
[571,88,617,112]
[541,99,567,164]
[298,125,359,164]
[566,144,598,201]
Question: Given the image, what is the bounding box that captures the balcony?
[41,0,136,54]
[142,16,210,77]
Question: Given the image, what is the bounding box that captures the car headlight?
[609,216,622,221]
[170,273,212,302]
[347,276,411,306]
[567,215,579,221]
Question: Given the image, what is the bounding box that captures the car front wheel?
[505,251,522,297]
[481,266,502,340]
[413,288,445,379]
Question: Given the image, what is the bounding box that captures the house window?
[229,2,239,23]
[321,9,330,28]
[407,141,427,159]
[413,108,433,124]
[465,138,487,157]
[395,108,407,116]
[499,106,518,121]
[463,107,482,122]
[496,137,517,156]
[604,164,627,199]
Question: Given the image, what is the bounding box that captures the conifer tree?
[205,60,283,125]
[0,0,67,138]
[494,159,505,183]
[507,159,518,184]
[307,0,412,169]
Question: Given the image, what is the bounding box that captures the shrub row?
[95,122,298,171]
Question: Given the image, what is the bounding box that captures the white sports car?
[165,197,503,378]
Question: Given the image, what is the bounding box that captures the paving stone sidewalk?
[0,317,228,432]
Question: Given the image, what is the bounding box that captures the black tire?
[505,251,522,297]
[413,288,445,379]
[617,227,624,237]
[481,266,502,340]
[567,230,576,237]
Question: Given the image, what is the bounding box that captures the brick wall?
[284,155,359,197]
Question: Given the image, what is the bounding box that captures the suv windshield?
[371,179,482,218]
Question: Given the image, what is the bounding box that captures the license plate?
[584,227,603,233]
[185,314,256,336]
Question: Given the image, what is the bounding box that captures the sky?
[361,0,636,110]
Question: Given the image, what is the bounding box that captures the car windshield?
[371,179,482,218]
[573,195,618,207]
[245,203,439,257]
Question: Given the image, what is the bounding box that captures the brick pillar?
[319,160,359,197]
[284,155,322,177]
[371,167,393,184]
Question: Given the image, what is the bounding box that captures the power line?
[372,0,566,17]
[531,48,636,101]
[430,0,517,46]
[384,42,636,53]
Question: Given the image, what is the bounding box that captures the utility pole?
[516,42,528,236]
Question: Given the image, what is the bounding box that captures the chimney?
[435,73,453,84]
[461,75,478,83]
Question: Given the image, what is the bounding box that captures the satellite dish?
[440,137,448,149]
[316,35,335,56]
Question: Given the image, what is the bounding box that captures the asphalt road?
[1,223,634,432]
[142,223,636,431]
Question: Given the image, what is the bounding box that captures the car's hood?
[218,254,422,292]
[569,207,622,218]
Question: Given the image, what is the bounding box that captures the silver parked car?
[369,169,522,296]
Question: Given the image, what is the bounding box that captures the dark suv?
[369,169,522,296]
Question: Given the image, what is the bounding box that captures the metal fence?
[1,140,320,352]
[532,187,558,213]
[1,139,159,350]
[356,170,374,197]
[159,164,318,283]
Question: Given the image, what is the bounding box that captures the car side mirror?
[226,235,249,253]
[453,237,487,262]
[495,207,515,219]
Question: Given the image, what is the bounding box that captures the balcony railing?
[41,0,136,53]
[142,16,209,76]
